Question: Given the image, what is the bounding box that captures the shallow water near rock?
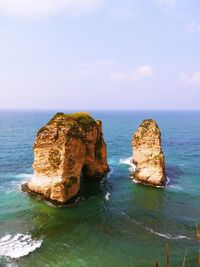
[0,110,200,266]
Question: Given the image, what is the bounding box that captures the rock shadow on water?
[165,164,184,190]
[22,174,113,243]
[80,171,112,200]
[22,171,112,208]
[129,163,184,211]
[130,184,165,211]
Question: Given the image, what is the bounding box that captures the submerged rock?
[22,112,109,203]
[132,119,166,187]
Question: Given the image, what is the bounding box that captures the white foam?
[0,233,43,259]
[146,227,190,240]
[9,173,33,193]
[105,167,114,179]
[168,184,183,191]
[166,176,170,186]
[132,178,140,184]
[132,178,164,189]
[105,192,110,201]
[121,212,142,226]
[119,157,136,172]
[15,173,32,179]
[121,212,190,240]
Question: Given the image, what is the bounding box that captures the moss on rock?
[37,112,97,136]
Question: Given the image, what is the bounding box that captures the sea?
[0,110,200,267]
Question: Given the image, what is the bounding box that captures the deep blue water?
[0,110,200,267]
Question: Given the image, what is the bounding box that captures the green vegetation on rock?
[37,112,97,136]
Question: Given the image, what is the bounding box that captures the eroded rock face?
[132,119,166,187]
[23,112,109,203]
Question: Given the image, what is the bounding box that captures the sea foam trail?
[119,157,136,172]
[167,184,183,191]
[145,227,190,240]
[0,233,43,259]
[122,212,190,240]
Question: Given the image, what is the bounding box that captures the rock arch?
[23,112,109,203]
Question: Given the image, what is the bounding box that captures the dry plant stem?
[198,249,200,265]
[166,241,170,267]
[196,223,200,242]
[182,249,187,267]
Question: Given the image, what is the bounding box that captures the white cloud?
[0,0,104,17]
[110,0,140,19]
[77,62,154,82]
[185,21,200,32]
[136,65,154,77]
[154,0,176,8]
[110,65,154,82]
[181,70,200,87]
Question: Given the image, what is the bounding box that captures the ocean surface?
[0,110,200,267]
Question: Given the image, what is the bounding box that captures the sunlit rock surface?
[132,119,166,187]
[22,112,109,203]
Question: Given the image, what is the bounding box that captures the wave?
[0,233,43,259]
[11,173,32,192]
[119,157,136,172]
[165,176,184,191]
[106,167,113,179]
[121,212,190,240]
[15,173,32,179]
[121,212,142,226]
[166,176,170,186]
[119,160,181,190]
[132,178,165,189]
[168,184,183,191]
[105,192,111,201]
[0,173,32,194]
[145,227,190,240]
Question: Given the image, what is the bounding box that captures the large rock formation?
[23,112,109,203]
[132,119,166,187]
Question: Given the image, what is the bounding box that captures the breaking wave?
[0,173,32,194]
[119,157,136,172]
[0,233,43,259]
[105,192,111,201]
[106,167,113,179]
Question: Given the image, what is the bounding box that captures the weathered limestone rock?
[23,112,109,203]
[132,119,166,187]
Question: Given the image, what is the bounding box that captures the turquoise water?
[0,111,200,267]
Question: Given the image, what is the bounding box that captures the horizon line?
[0,108,200,112]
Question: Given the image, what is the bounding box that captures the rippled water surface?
[0,110,200,267]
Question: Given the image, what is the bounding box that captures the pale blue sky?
[0,0,200,110]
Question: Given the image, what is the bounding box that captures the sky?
[0,0,200,110]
